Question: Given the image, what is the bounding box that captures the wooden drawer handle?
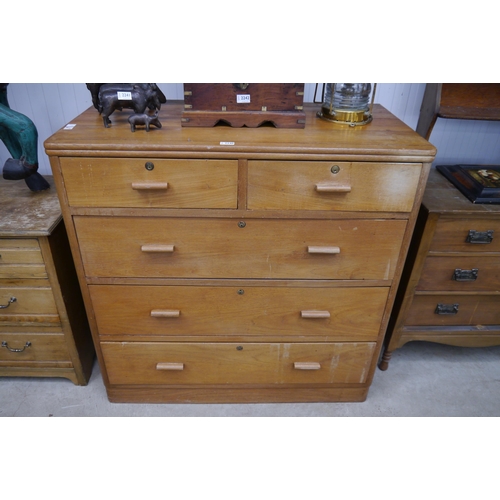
[294,362,321,370]
[301,310,331,319]
[141,244,175,253]
[132,182,169,190]
[156,362,184,371]
[307,246,340,254]
[151,309,181,318]
[315,183,351,193]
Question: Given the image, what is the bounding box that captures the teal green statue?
[0,83,49,191]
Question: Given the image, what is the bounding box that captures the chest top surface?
[0,176,61,237]
[44,103,436,162]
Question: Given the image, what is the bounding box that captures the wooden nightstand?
[380,168,500,370]
[45,102,435,403]
[0,176,94,384]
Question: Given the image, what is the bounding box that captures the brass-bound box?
[181,83,305,128]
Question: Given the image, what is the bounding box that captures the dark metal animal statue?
[0,84,50,191]
[128,111,162,132]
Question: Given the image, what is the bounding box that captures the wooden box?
[181,83,305,128]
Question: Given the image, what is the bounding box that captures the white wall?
[1,83,499,176]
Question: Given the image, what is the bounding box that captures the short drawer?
[405,294,500,326]
[101,341,376,385]
[0,332,70,363]
[90,284,389,340]
[429,218,500,253]
[416,256,500,292]
[247,161,422,212]
[75,216,406,280]
[0,287,59,326]
[60,158,238,208]
[0,239,47,279]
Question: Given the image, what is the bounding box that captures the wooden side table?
[380,168,500,370]
[0,176,94,384]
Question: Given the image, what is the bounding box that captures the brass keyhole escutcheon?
[145,162,155,171]
[331,165,340,174]
[236,346,243,351]
[238,221,246,228]
[237,289,244,295]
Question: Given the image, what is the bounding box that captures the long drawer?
[405,294,500,326]
[416,256,500,292]
[429,218,500,252]
[247,161,422,212]
[89,284,389,340]
[75,217,406,280]
[101,341,376,385]
[60,158,239,208]
[0,287,58,317]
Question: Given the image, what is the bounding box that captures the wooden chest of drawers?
[0,176,94,384]
[380,168,500,369]
[44,102,435,403]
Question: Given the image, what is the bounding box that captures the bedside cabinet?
[44,102,435,403]
[0,176,94,384]
[380,168,500,370]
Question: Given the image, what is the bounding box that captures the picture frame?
[436,164,500,204]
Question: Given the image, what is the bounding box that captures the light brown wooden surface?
[0,176,94,384]
[45,102,435,402]
[381,168,500,369]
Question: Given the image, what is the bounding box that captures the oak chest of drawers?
[380,168,500,370]
[0,176,94,384]
[44,102,435,403]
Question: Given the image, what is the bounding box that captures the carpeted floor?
[1,341,499,417]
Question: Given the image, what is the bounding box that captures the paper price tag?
[117,92,132,100]
[236,94,251,104]
[220,142,235,146]
[64,124,76,130]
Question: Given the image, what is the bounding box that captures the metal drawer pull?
[151,309,181,318]
[307,246,340,254]
[301,310,331,319]
[141,244,175,253]
[315,183,351,193]
[453,268,478,282]
[2,341,31,353]
[156,362,184,371]
[466,230,493,244]
[0,297,16,309]
[294,362,321,370]
[435,303,459,315]
[132,182,169,190]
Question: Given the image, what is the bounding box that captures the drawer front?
[60,158,238,208]
[406,294,500,326]
[101,341,376,385]
[75,217,406,280]
[90,285,389,340]
[430,218,500,253]
[0,287,59,326]
[0,333,70,363]
[416,256,500,292]
[0,239,47,279]
[247,161,422,212]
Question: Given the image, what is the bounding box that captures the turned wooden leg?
[378,348,392,371]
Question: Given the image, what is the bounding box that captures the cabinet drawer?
[416,256,500,292]
[101,341,376,385]
[60,158,238,208]
[0,287,59,326]
[430,218,500,252]
[0,239,47,279]
[248,161,422,212]
[75,216,406,280]
[90,284,389,340]
[406,294,500,326]
[0,332,70,363]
